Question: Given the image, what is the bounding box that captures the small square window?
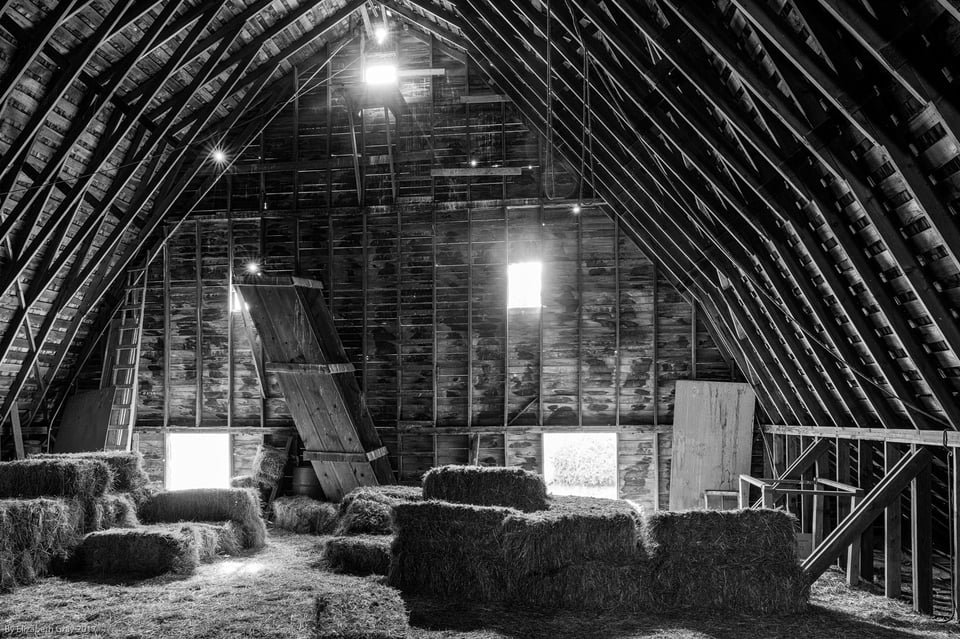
[508,261,541,309]
[542,432,618,499]
[166,432,231,490]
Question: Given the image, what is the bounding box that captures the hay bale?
[323,535,392,576]
[502,495,642,580]
[335,498,393,536]
[252,444,288,489]
[643,509,808,614]
[0,458,112,499]
[139,488,266,549]
[515,561,646,610]
[337,485,422,516]
[101,493,139,529]
[273,496,338,534]
[231,474,257,489]
[33,452,147,492]
[78,527,200,577]
[389,500,515,600]
[0,498,82,590]
[314,575,408,639]
[422,465,548,512]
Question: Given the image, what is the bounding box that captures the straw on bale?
[643,509,808,614]
[389,500,515,600]
[273,496,338,534]
[502,496,642,579]
[422,465,548,512]
[323,535,392,576]
[33,452,148,492]
[231,475,257,489]
[314,575,408,639]
[335,497,394,536]
[139,488,266,549]
[336,485,422,516]
[0,458,111,499]
[79,527,201,577]
[252,444,288,489]
[515,561,646,610]
[81,493,139,532]
[0,498,82,590]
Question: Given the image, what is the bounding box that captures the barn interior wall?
[82,30,734,506]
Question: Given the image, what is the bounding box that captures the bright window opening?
[230,288,248,313]
[166,432,231,491]
[542,432,618,499]
[508,261,541,309]
[365,63,397,85]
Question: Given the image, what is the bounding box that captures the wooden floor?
[2,531,959,639]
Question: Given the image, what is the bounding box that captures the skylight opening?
[508,261,542,309]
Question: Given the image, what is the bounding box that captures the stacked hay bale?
[502,496,645,609]
[389,465,550,599]
[139,487,267,550]
[422,465,548,511]
[0,456,121,589]
[390,500,515,599]
[321,485,421,577]
[388,465,810,614]
[643,509,809,614]
[272,495,338,534]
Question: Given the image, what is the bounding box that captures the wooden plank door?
[236,277,394,500]
[669,380,756,511]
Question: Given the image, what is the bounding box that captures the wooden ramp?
[236,277,394,499]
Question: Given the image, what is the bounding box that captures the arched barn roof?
[1,0,959,436]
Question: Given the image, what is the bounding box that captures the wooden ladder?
[102,268,147,451]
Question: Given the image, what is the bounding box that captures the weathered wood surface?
[669,380,756,510]
[54,387,115,452]
[237,277,393,499]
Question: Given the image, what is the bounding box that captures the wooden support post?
[847,491,862,587]
[859,440,876,582]
[836,438,851,569]
[813,480,825,547]
[885,442,903,599]
[10,408,24,460]
[761,484,774,509]
[739,474,751,510]
[952,449,960,621]
[911,446,933,614]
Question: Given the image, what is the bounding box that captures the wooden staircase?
[101,268,147,451]
[235,276,394,500]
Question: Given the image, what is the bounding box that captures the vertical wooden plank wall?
[123,30,734,491]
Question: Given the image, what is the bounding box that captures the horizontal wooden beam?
[268,362,356,374]
[764,424,960,447]
[431,167,524,176]
[459,94,511,104]
[303,446,388,463]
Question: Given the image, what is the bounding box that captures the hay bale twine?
[314,574,408,639]
[389,500,515,600]
[643,509,808,614]
[323,535,392,576]
[422,465,548,512]
[79,527,201,577]
[139,488,266,549]
[0,458,112,499]
[33,452,148,493]
[273,496,338,535]
[502,495,642,579]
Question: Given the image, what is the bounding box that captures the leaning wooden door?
[668,380,756,511]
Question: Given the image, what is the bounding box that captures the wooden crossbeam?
[764,425,960,447]
[801,446,932,583]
